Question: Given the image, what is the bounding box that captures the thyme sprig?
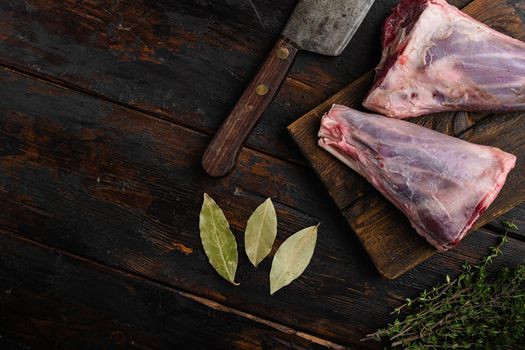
[502,220,519,232]
[364,225,525,349]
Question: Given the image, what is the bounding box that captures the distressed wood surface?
[288,0,525,279]
[1,0,524,348]
[2,64,525,348]
[0,231,345,350]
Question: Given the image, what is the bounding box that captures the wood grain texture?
[2,66,524,348]
[1,0,524,348]
[0,232,344,350]
[288,0,525,279]
[202,36,298,177]
[487,205,525,239]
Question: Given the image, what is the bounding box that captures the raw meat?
[363,0,525,118]
[318,104,516,250]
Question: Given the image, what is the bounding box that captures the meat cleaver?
[202,0,375,177]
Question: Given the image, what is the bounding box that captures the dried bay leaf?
[269,225,318,295]
[245,198,277,267]
[199,193,239,285]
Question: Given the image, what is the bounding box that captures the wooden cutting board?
[287,0,525,279]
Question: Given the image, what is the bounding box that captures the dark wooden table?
[1,1,524,349]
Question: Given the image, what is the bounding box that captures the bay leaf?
[269,225,318,295]
[199,193,239,285]
[245,198,277,267]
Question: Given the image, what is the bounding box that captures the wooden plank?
[0,232,346,350]
[1,65,525,347]
[0,0,471,164]
[0,66,376,347]
[487,205,525,239]
[288,0,525,278]
[0,0,322,164]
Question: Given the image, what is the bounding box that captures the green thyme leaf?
[245,198,277,267]
[270,225,318,295]
[199,193,239,285]
[363,232,525,349]
[502,220,519,231]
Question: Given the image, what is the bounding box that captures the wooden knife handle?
[202,36,298,177]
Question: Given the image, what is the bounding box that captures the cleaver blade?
[284,0,375,56]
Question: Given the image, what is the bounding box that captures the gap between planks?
[484,223,524,242]
[0,227,350,350]
[0,60,310,168]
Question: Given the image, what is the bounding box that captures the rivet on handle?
[276,46,289,60]
[256,84,269,96]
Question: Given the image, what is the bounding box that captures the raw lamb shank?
[363,0,525,118]
[318,105,516,251]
